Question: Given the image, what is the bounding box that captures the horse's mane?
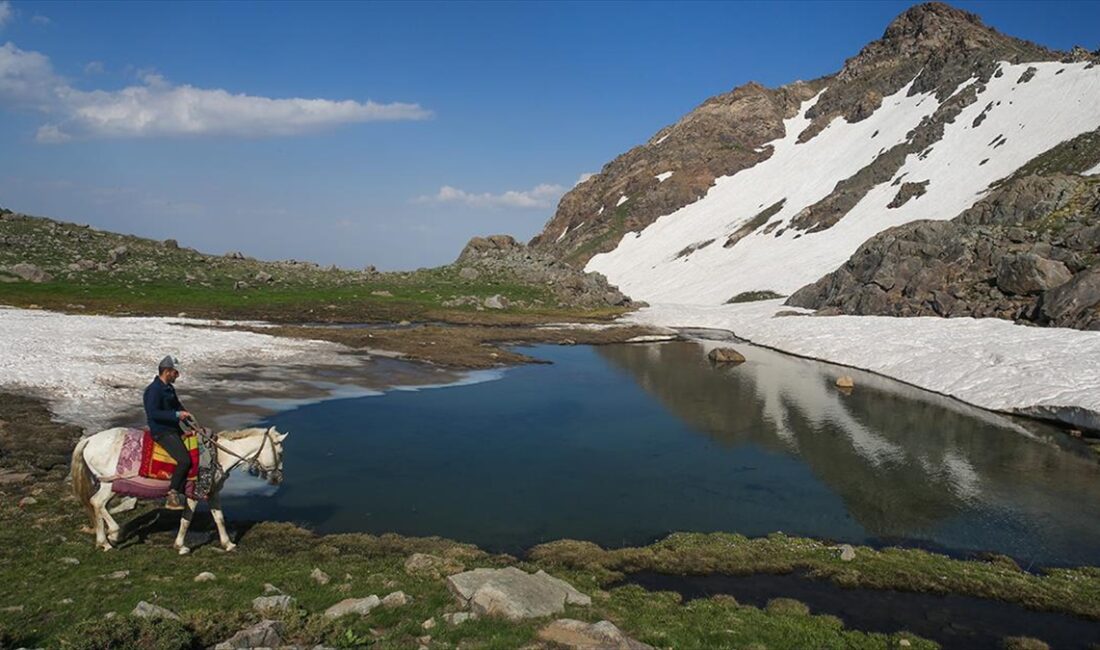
[218,427,269,440]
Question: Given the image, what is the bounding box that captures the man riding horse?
[143,355,192,510]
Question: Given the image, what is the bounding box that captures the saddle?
[110,428,204,500]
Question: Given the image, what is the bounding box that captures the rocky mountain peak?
[880,2,986,47]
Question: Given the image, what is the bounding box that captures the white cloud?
[575,172,595,186]
[416,183,566,209]
[83,61,104,75]
[0,3,12,28]
[0,41,432,142]
[31,14,50,26]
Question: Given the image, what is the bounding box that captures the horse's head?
[257,427,287,485]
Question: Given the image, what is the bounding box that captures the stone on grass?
[538,619,655,650]
[262,583,282,595]
[109,497,137,514]
[422,617,437,630]
[8,263,52,283]
[194,572,216,583]
[708,347,746,364]
[59,557,80,566]
[839,544,856,562]
[483,294,508,310]
[18,496,37,507]
[447,567,592,620]
[311,567,331,585]
[382,591,410,607]
[443,612,474,625]
[323,595,381,619]
[132,600,180,621]
[252,594,294,613]
[214,619,285,650]
[458,267,479,281]
[105,570,129,580]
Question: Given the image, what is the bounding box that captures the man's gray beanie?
[158,355,181,371]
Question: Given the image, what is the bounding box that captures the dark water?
[223,341,1100,565]
[620,571,1100,650]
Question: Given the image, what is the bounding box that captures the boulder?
[163,239,179,249]
[996,253,1072,295]
[7,263,52,283]
[708,348,746,364]
[458,266,480,281]
[255,271,274,283]
[233,280,249,290]
[214,619,284,650]
[446,567,591,620]
[132,601,180,621]
[838,544,856,561]
[323,595,381,619]
[107,246,128,265]
[252,594,294,612]
[194,572,216,583]
[1038,266,1100,330]
[538,619,655,650]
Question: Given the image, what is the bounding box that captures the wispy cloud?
[31,14,50,26]
[0,41,432,142]
[83,60,104,75]
[0,3,12,29]
[415,183,566,209]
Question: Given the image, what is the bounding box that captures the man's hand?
[178,410,192,421]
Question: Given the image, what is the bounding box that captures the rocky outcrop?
[787,174,1100,329]
[455,235,634,308]
[538,619,655,650]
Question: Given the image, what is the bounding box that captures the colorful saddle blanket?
[111,428,202,500]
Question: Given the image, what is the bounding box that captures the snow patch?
[625,301,1100,431]
[616,195,629,207]
[588,62,1100,305]
[655,171,674,183]
[1084,161,1100,176]
[0,307,361,430]
[654,133,670,146]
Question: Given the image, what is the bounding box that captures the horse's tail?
[70,436,97,528]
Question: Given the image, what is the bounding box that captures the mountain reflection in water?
[226,342,1100,565]
[597,341,1100,561]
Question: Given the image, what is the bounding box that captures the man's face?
[160,368,180,384]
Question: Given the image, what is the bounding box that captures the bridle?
[184,418,283,484]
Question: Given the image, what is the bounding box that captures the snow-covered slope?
[587,61,1100,305]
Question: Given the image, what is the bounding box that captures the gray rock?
[18,496,37,507]
[996,253,1072,295]
[483,294,508,310]
[538,619,655,650]
[105,570,130,580]
[255,271,274,283]
[262,583,282,595]
[381,591,409,607]
[708,348,746,364]
[839,544,857,561]
[214,619,284,650]
[443,611,474,625]
[59,557,79,565]
[323,595,381,619]
[163,239,179,249]
[132,601,180,621]
[225,251,246,260]
[7,263,52,283]
[194,571,216,582]
[371,290,393,297]
[233,280,249,290]
[1038,266,1100,330]
[107,246,128,265]
[447,567,591,620]
[458,266,480,281]
[310,567,331,585]
[252,594,294,612]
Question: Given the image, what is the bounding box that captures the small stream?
[618,571,1100,650]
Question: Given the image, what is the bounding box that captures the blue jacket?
[143,376,185,435]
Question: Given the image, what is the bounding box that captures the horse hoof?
[176,546,191,556]
[99,543,114,552]
[223,542,237,552]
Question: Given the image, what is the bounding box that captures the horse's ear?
[276,430,289,442]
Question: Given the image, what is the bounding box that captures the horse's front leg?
[172,497,199,555]
[208,491,236,552]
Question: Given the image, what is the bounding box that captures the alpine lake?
[217,334,1100,569]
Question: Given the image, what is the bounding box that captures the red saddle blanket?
[110,428,201,500]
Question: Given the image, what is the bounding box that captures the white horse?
[70,426,287,554]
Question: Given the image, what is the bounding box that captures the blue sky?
[1,1,1097,269]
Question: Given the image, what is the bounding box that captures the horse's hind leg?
[173,497,199,555]
[90,483,115,551]
[208,491,236,552]
[100,494,122,544]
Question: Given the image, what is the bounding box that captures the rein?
[183,418,281,481]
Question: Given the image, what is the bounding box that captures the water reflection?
[598,341,1100,558]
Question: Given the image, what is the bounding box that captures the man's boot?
[165,490,185,511]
